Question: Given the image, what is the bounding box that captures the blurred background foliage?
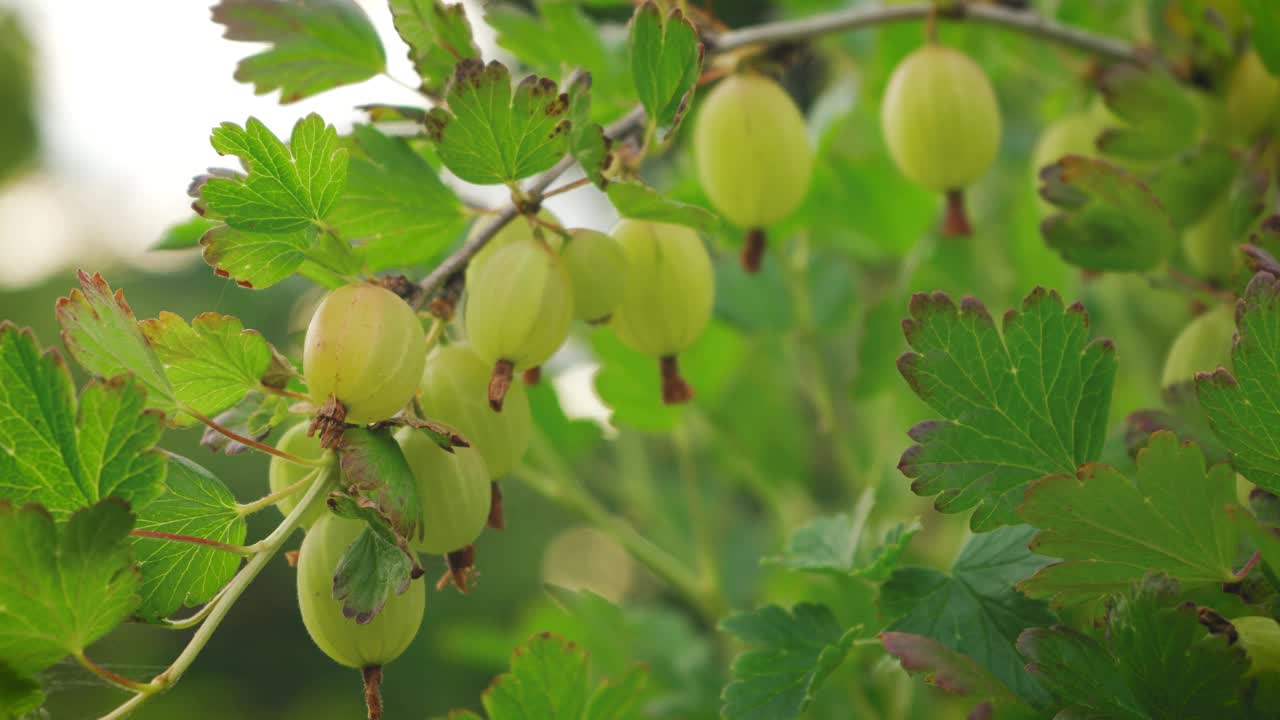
[0,0,1215,718]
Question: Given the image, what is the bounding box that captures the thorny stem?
[186,407,325,468]
[99,464,337,720]
[235,465,323,516]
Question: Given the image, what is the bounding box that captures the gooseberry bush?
[6,1,1280,719]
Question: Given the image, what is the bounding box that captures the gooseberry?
[1161,303,1236,391]
[268,423,327,529]
[465,208,562,288]
[303,283,426,425]
[1233,616,1280,677]
[1225,51,1280,141]
[563,229,628,323]
[394,426,491,554]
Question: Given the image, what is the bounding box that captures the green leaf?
[0,323,165,517]
[768,490,919,581]
[390,0,479,97]
[138,312,273,421]
[153,215,217,251]
[328,124,467,271]
[0,663,43,718]
[331,525,412,624]
[199,224,310,289]
[55,271,181,420]
[1198,272,1280,492]
[1244,0,1280,74]
[211,0,385,103]
[424,59,571,185]
[881,526,1056,706]
[0,499,141,675]
[202,114,348,233]
[719,603,858,720]
[477,632,648,720]
[879,632,1021,706]
[897,287,1117,531]
[1017,431,1238,606]
[1149,146,1237,230]
[1018,576,1251,719]
[628,1,702,137]
[1039,155,1176,271]
[605,181,721,233]
[1097,65,1200,162]
[132,454,247,621]
[338,428,422,542]
[566,74,613,189]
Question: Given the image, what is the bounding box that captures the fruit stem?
[741,228,766,273]
[487,481,505,530]
[943,188,973,237]
[488,359,515,412]
[235,464,325,517]
[259,384,309,402]
[75,652,158,694]
[540,175,592,200]
[362,666,384,720]
[129,529,254,556]
[660,355,695,405]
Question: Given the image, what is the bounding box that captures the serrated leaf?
[338,428,421,542]
[0,499,140,675]
[1198,272,1280,492]
[897,287,1117,531]
[211,0,385,103]
[153,215,217,251]
[719,604,858,720]
[0,662,43,718]
[55,271,180,420]
[425,59,571,185]
[328,124,466,271]
[478,632,647,720]
[1018,576,1250,719]
[1040,155,1176,271]
[628,2,702,137]
[1097,65,1199,162]
[881,526,1055,706]
[605,181,721,233]
[0,323,165,517]
[768,490,919,580]
[199,224,309,289]
[880,632,1021,705]
[1124,408,1230,467]
[331,525,412,624]
[390,0,479,96]
[566,74,612,189]
[1245,0,1280,74]
[138,312,272,421]
[132,454,247,621]
[1017,431,1238,605]
[1149,146,1236,229]
[202,114,348,233]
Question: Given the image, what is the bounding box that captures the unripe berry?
[609,219,714,404]
[303,283,426,425]
[1161,304,1235,391]
[1225,51,1280,141]
[881,44,1001,236]
[268,423,327,529]
[419,343,531,478]
[1032,110,1105,177]
[465,209,562,288]
[694,73,814,272]
[296,515,425,669]
[394,427,491,554]
[563,229,628,323]
[1233,616,1280,677]
[465,238,574,410]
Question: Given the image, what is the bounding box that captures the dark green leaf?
[720,603,858,720]
[0,323,165,516]
[768,490,919,581]
[1243,0,1280,74]
[0,500,140,675]
[628,2,702,137]
[390,0,479,96]
[897,287,1117,530]
[0,662,42,718]
[328,124,466,271]
[133,454,247,621]
[202,114,348,233]
[566,74,612,189]
[211,0,385,103]
[331,525,412,624]
[1097,65,1199,162]
[424,59,571,185]
[338,428,422,541]
[880,632,1021,705]
[1040,155,1176,271]
[1149,146,1236,229]
[1198,272,1280,492]
[881,526,1055,706]
[605,181,720,233]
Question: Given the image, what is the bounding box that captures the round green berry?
[268,423,327,529]
[395,426,491,554]
[563,229,628,323]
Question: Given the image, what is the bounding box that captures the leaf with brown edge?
[880,632,1023,709]
[338,428,422,543]
[55,271,180,420]
[896,286,1116,531]
[389,0,479,97]
[199,224,309,290]
[628,1,702,138]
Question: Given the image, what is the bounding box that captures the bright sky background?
[0,0,617,288]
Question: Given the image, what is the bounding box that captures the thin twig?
[129,530,253,556]
[707,1,1139,63]
[540,176,593,200]
[186,407,325,468]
